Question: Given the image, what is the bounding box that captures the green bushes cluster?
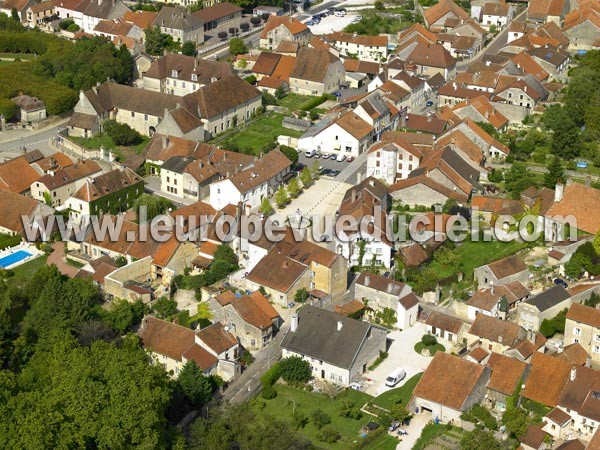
[103,120,143,146]
[0,31,47,54]
[0,97,17,121]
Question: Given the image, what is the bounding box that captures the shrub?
[103,119,143,146]
[58,19,74,30]
[310,408,331,429]
[66,23,80,32]
[309,109,319,121]
[217,31,227,40]
[318,424,340,443]
[421,334,437,346]
[261,384,277,399]
[0,97,17,121]
[245,74,257,85]
[301,94,328,111]
[250,16,261,25]
[260,362,281,387]
[279,356,312,384]
[240,22,250,31]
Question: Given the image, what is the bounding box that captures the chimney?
[571,366,577,381]
[365,275,371,287]
[337,320,343,331]
[162,135,169,149]
[491,282,495,295]
[387,283,393,294]
[291,314,298,332]
[498,335,503,344]
[554,183,564,202]
[351,190,356,202]
[586,356,592,368]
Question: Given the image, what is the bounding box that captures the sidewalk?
[0,118,68,145]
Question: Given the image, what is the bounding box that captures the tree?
[229,37,246,55]
[0,98,17,121]
[11,7,19,21]
[153,296,177,319]
[279,356,312,384]
[374,0,385,9]
[294,288,309,303]
[250,16,261,26]
[275,185,288,208]
[287,177,301,198]
[593,231,600,256]
[280,145,298,164]
[239,22,250,32]
[502,406,528,438]
[103,119,143,146]
[488,168,503,183]
[499,295,509,314]
[310,408,331,429]
[421,334,437,346]
[178,360,216,406]
[318,424,340,443]
[460,429,502,450]
[134,193,173,221]
[181,41,197,56]
[551,115,580,159]
[259,198,274,216]
[376,307,397,328]
[504,162,537,199]
[544,157,564,188]
[101,299,147,334]
[390,403,411,423]
[300,167,312,188]
[145,26,178,56]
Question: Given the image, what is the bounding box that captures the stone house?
[565,303,600,363]
[366,131,428,184]
[474,254,530,289]
[325,31,388,62]
[209,290,282,351]
[193,2,242,32]
[11,95,46,123]
[0,189,52,238]
[281,305,387,386]
[288,47,345,95]
[259,15,312,50]
[485,352,529,412]
[460,281,530,321]
[425,311,467,344]
[563,4,600,53]
[423,0,469,32]
[518,285,571,332]
[154,6,204,45]
[466,314,528,354]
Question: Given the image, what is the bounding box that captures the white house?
[366,132,424,184]
[325,32,389,62]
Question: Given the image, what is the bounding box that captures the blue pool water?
[0,250,32,268]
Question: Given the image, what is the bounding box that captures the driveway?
[395,412,431,450]
[362,321,433,397]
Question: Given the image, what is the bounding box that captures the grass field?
[0,52,35,60]
[221,112,303,155]
[252,384,397,449]
[0,60,13,67]
[11,253,48,279]
[414,342,445,356]
[277,94,320,111]
[369,373,423,411]
[71,134,149,156]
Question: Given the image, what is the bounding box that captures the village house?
[479,2,514,30]
[354,272,419,329]
[522,352,573,407]
[155,6,204,45]
[423,0,470,32]
[288,47,345,96]
[563,1,600,52]
[485,352,529,412]
[527,45,570,79]
[65,167,143,223]
[366,132,427,184]
[281,305,387,386]
[474,254,530,289]
[209,290,282,351]
[405,41,457,80]
[425,311,467,344]
[527,0,569,25]
[245,238,347,307]
[193,2,242,32]
[0,189,52,238]
[259,15,312,50]
[253,5,283,16]
[142,54,233,96]
[410,352,490,423]
[460,281,530,320]
[194,322,241,381]
[450,95,509,130]
[30,159,102,207]
[466,314,528,353]
[565,303,600,363]
[24,1,56,29]
[325,32,388,62]
[11,95,47,124]
[544,183,600,239]
[159,156,219,201]
[518,285,571,332]
[208,148,291,211]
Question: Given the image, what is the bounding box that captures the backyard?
[70,133,149,161]
[218,112,303,155]
[252,384,399,449]
[368,372,423,411]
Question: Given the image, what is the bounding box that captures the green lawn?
[0,60,13,67]
[277,94,319,111]
[414,342,445,356]
[0,52,35,60]
[369,373,423,411]
[364,432,400,450]
[11,253,48,279]
[413,423,465,450]
[253,384,391,449]
[428,238,528,280]
[221,112,303,155]
[70,134,149,157]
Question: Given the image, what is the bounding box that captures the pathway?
[47,242,79,277]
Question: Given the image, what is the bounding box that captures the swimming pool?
[0,250,32,268]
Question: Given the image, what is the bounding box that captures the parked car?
[389,421,400,432]
[321,152,331,159]
[329,154,337,160]
[330,169,341,177]
[306,20,315,25]
[333,91,342,98]
[336,154,346,162]
[385,367,406,387]
[554,278,568,289]
[346,156,355,162]
[335,10,346,16]
[304,149,315,158]
[397,429,408,436]
[349,382,362,391]
[426,100,434,107]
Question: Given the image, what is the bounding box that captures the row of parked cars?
[304,149,355,163]
[306,7,347,25]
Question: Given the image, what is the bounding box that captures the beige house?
[518,286,571,332]
[260,15,312,50]
[474,254,530,289]
[466,314,528,354]
[11,95,46,123]
[0,189,52,238]
[325,32,388,62]
[209,290,282,351]
[154,6,204,45]
[425,311,467,344]
[565,303,600,363]
[288,47,345,95]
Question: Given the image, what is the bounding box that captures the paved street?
[0,120,68,160]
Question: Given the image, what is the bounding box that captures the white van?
[305,149,315,158]
[385,367,406,387]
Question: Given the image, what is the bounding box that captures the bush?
[217,31,227,40]
[250,16,261,25]
[261,384,277,399]
[539,308,568,338]
[240,22,250,31]
[245,74,257,85]
[103,119,143,146]
[0,97,17,121]
[66,23,80,32]
[58,19,74,30]
[318,424,340,443]
[229,37,247,55]
[309,109,319,121]
[260,362,282,387]
[461,405,498,430]
[310,408,331,429]
[301,94,328,111]
[421,334,437,346]
[279,356,312,384]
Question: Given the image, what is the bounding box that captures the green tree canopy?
[177,360,217,406]
[181,41,197,56]
[229,37,247,56]
[279,356,312,384]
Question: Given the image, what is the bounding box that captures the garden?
[414,334,445,356]
[368,372,423,411]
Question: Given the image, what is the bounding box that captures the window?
[574,327,582,336]
[595,346,600,354]
[251,339,256,346]
[596,334,600,342]
[171,69,177,78]
[144,114,148,121]
[191,74,198,81]
[131,111,135,117]
[182,82,186,88]
[574,338,580,343]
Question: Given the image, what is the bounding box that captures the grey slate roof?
[155,6,203,30]
[281,305,375,369]
[525,285,570,312]
[161,155,195,173]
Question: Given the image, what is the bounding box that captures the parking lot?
[361,322,433,397]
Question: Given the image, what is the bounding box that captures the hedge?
[300,94,335,111]
[0,31,47,54]
[0,97,17,121]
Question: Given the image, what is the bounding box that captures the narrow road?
[0,120,69,160]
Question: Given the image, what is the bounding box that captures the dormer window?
[171,70,178,78]
[191,74,198,82]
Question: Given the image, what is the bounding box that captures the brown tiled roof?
[468,346,489,362]
[230,291,280,329]
[68,112,97,130]
[144,54,233,85]
[253,52,282,75]
[0,156,41,194]
[486,254,528,279]
[123,10,157,29]
[152,236,182,268]
[228,149,291,194]
[407,42,455,69]
[196,322,237,354]
[563,3,600,31]
[558,366,600,422]
[335,299,366,316]
[11,95,45,112]
[512,51,549,82]
[566,303,600,328]
[398,22,438,44]
[139,316,218,370]
[261,15,309,39]
[29,1,56,12]
[522,352,572,406]
[545,407,572,426]
[290,47,340,83]
[423,0,468,26]
[344,59,381,75]
[333,111,373,140]
[399,292,420,310]
[193,1,241,21]
[413,352,486,410]
[528,0,566,19]
[182,75,261,120]
[486,352,527,395]
[390,174,468,202]
[37,160,101,190]
[247,249,307,293]
[326,31,388,47]
[521,425,547,449]
[33,152,73,172]
[545,184,600,235]
[215,289,236,306]
[403,113,447,134]
[425,311,464,334]
[482,2,509,16]
[275,40,299,54]
[0,0,30,11]
[558,343,590,366]
[471,195,522,215]
[356,271,407,295]
[72,168,141,202]
[0,189,39,234]
[468,314,526,346]
[94,18,134,36]
[555,439,586,450]
[435,130,483,165]
[399,243,428,267]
